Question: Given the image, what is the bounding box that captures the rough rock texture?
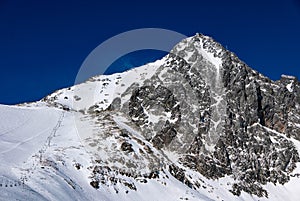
[168,34,300,197]
[118,34,300,197]
[43,33,300,198]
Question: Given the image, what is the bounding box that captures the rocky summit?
[0,34,299,201]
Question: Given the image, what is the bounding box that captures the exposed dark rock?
[80,34,300,198]
[168,34,300,197]
[169,164,193,189]
[90,181,99,189]
[128,85,181,149]
[121,142,134,153]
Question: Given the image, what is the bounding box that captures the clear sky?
[0,0,300,104]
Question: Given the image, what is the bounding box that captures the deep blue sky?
[0,0,300,104]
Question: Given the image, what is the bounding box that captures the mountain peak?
[171,33,224,66]
[1,34,300,200]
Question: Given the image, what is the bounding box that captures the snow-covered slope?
[0,104,214,201]
[1,34,300,201]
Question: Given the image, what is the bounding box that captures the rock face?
[44,33,300,199]
[128,34,300,197]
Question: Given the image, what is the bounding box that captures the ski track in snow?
[0,112,65,155]
[19,111,65,182]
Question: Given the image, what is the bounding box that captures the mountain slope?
[0,33,300,201]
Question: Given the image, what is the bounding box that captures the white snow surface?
[286,81,294,92]
[44,59,165,112]
[0,103,212,201]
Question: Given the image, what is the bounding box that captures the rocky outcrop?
[49,34,300,198]
[181,35,300,197]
